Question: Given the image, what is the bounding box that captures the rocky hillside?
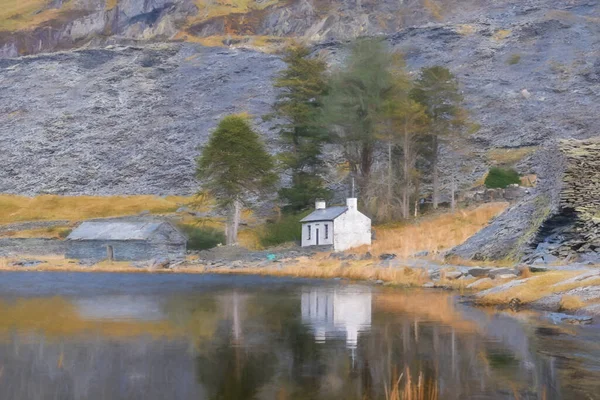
[0,44,283,195]
[2,0,600,196]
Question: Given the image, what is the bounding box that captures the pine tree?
[272,44,331,212]
[323,39,396,195]
[197,114,277,245]
[411,66,464,210]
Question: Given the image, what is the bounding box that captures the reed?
[385,367,438,400]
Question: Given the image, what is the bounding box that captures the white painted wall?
[301,221,334,247]
[332,204,371,251]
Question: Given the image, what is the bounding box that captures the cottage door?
[316,229,320,246]
[106,245,114,262]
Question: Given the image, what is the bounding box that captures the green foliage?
[196,114,278,208]
[272,45,330,211]
[178,224,226,250]
[57,228,72,239]
[507,53,521,65]
[323,38,399,186]
[484,167,521,188]
[259,211,310,247]
[411,66,464,135]
[278,173,332,213]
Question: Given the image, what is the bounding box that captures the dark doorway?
[316,229,320,246]
[106,245,114,262]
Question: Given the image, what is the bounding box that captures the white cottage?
[300,198,371,251]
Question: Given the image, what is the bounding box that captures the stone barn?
[301,198,371,252]
[66,221,187,262]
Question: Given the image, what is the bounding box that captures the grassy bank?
[0,194,194,223]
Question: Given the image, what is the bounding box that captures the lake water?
[0,272,598,400]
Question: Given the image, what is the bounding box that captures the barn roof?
[67,221,179,241]
[301,206,348,223]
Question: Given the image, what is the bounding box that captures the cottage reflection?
[301,286,372,348]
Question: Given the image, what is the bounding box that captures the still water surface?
[0,272,598,399]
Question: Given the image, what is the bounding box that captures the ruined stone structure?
[66,220,187,262]
[531,139,600,261]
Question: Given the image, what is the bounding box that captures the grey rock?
[468,267,492,277]
[467,277,493,289]
[529,266,549,273]
[422,282,435,288]
[546,312,593,325]
[476,278,530,297]
[488,268,519,278]
[9,259,43,267]
[551,270,600,287]
[0,44,284,196]
[412,250,429,258]
[379,253,397,261]
[497,273,518,280]
[444,271,463,280]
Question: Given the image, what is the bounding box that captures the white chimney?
[346,198,357,210]
[315,200,326,210]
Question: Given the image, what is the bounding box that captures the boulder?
[497,273,518,279]
[379,253,397,260]
[468,267,492,277]
[444,271,463,280]
[467,277,493,289]
[488,268,519,279]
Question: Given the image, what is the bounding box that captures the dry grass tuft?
[559,295,586,311]
[386,367,439,400]
[487,147,536,166]
[106,0,118,10]
[492,29,512,41]
[423,0,443,21]
[518,266,533,279]
[354,203,508,258]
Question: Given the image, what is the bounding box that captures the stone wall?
[66,240,186,262]
[527,139,600,262]
[0,238,66,257]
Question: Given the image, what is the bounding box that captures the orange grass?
[0,0,71,31]
[386,367,439,400]
[355,203,508,258]
[559,295,586,311]
[0,194,193,224]
[477,271,583,305]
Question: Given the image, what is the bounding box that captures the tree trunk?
[402,131,410,219]
[226,199,241,245]
[451,173,456,212]
[432,135,439,209]
[387,141,393,218]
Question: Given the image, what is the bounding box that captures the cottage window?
[325,224,329,239]
[308,225,311,240]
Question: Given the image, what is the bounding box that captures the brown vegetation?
[355,202,508,258]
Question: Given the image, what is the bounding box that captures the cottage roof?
[67,221,179,241]
[301,206,348,223]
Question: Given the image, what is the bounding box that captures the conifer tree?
[323,39,396,194]
[411,66,464,209]
[197,114,277,245]
[272,44,331,212]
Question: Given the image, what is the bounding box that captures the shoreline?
[1,258,599,322]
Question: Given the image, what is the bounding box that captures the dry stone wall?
[528,139,600,262]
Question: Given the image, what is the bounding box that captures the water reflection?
[0,273,596,399]
[301,286,372,348]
